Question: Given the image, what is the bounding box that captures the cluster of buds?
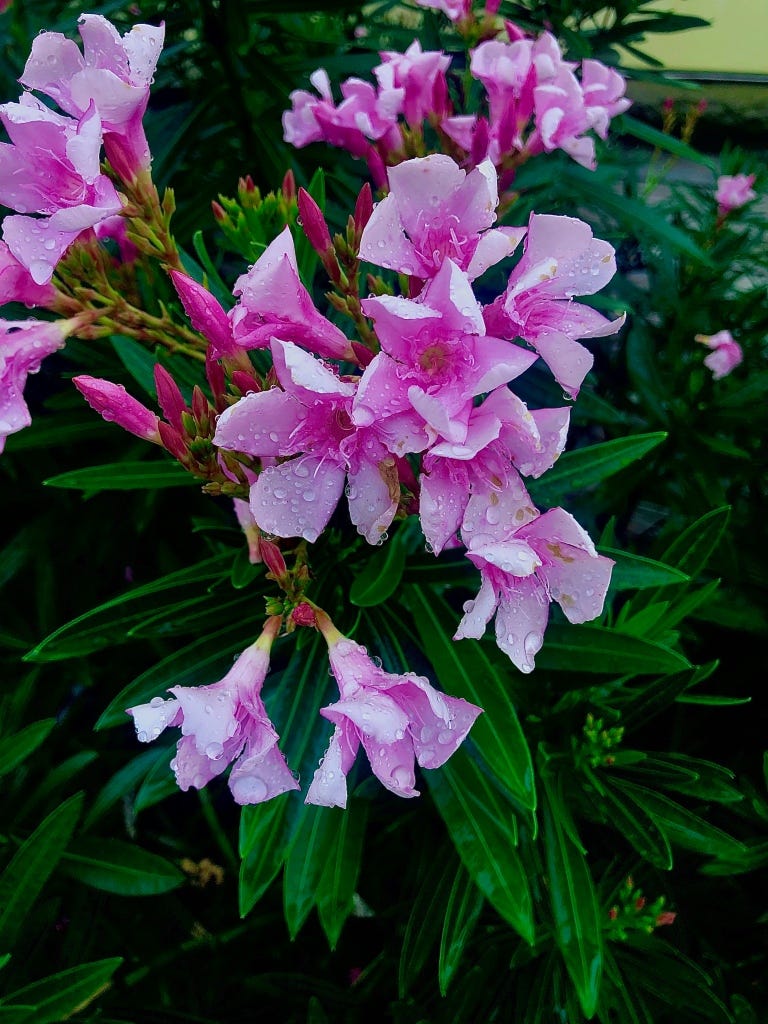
[577,712,625,768]
[212,170,299,262]
[607,876,676,939]
[283,18,630,188]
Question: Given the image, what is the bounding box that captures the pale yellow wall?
[622,0,768,75]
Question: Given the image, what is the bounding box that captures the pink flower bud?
[282,169,297,203]
[485,0,502,16]
[205,350,226,408]
[505,19,526,40]
[158,420,188,461]
[169,270,234,357]
[655,911,676,927]
[153,364,187,429]
[353,183,374,237]
[291,602,317,627]
[211,200,227,223]
[231,369,262,395]
[298,188,333,255]
[260,539,288,579]
[73,376,161,442]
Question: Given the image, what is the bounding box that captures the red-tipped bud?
[470,116,491,167]
[211,200,227,222]
[205,351,226,408]
[351,341,374,367]
[169,269,234,357]
[191,385,210,425]
[505,19,526,41]
[353,183,374,237]
[238,174,256,194]
[231,369,262,395]
[696,98,708,114]
[608,907,618,920]
[366,147,388,191]
[291,602,317,627]
[485,0,502,14]
[298,188,333,256]
[158,420,189,461]
[154,364,187,430]
[635,897,647,911]
[662,97,675,112]
[282,169,297,202]
[260,539,288,579]
[655,911,676,927]
[73,376,161,442]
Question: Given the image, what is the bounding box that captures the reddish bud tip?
[239,174,256,193]
[211,200,227,222]
[662,97,675,112]
[282,169,297,202]
[655,911,677,927]
[504,19,526,41]
[153,364,188,430]
[158,420,189,461]
[291,602,317,627]
[696,99,708,114]
[351,342,375,368]
[635,897,647,911]
[231,369,262,395]
[191,385,210,424]
[608,907,618,920]
[298,187,333,256]
[353,183,374,236]
[260,539,288,579]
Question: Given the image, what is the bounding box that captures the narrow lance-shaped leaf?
[0,959,123,1024]
[283,806,341,940]
[0,720,56,780]
[60,838,185,896]
[316,800,369,950]
[439,863,485,996]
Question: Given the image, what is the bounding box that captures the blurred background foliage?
[1,1,766,1022]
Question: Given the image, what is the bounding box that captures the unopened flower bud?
[260,539,288,579]
[154,364,188,429]
[291,602,317,627]
[169,270,234,357]
[282,169,297,203]
[298,188,333,256]
[655,911,676,927]
[73,376,161,442]
[231,369,262,395]
[191,385,211,431]
[158,420,188,461]
[211,200,227,223]
[353,183,374,237]
[206,351,226,409]
[505,19,526,40]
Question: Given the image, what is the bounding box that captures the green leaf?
[0,793,83,949]
[617,114,716,170]
[676,694,751,706]
[316,800,368,950]
[661,506,731,582]
[541,768,603,1018]
[0,719,56,779]
[283,807,340,940]
[399,854,455,997]
[528,433,667,506]
[408,587,535,809]
[111,335,158,397]
[60,838,184,895]
[133,750,179,813]
[533,623,690,675]
[604,549,689,591]
[28,552,231,663]
[601,779,673,870]
[349,534,406,607]
[439,864,484,996]
[44,461,196,492]
[0,959,122,1023]
[427,752,534,944]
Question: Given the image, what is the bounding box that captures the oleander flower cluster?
[283,17,630,187]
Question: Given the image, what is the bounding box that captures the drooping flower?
[170,270,234,358]
[0,318,73,452]
[306,613,482,808]
[456,485,613,672]
[359,154,526,282]
[695,330,743,380]
[483,212,623,397]
[127,617,298,804]
[715,173,757,215]
[20,13,165,182]
[72,375,161,442]
[580,59,631,139]
[0,97,122,283]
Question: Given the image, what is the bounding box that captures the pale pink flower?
[0,97,122,284]
[359,154,526,281]
[306,615,482,808]
[20,14,164,181]
[581,59,631,139]
[532,68,595,169]
[0,319,71,451]
[715,174,757,215]
[695,330,743,380]
[0,242,58,309]
[72,375,161,442]
[374,41,451,128]
[413,0,472,22]
[456,489,614,672]
[483,213,623,397]
[470,39,536,157]
[229,227,355,362]
[127,617,297,804]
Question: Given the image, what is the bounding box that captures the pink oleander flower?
[581,59,631,140]
[0,318,72,452]
[214,338,427,544]
[170,270,234,358]
[0,241,58,309]
[306,613,482,807]
[483,213,623,397]
[20,13,164,182]
[359,154,526,282]
[72,375,161,442]
[127,617,298,804]
[469,39,536,158]
[456,485,614,672]
[0,96,122,284]
[695,330,743,380]
[374,41,452,128]
[414,0,472,22]
[358,258,537,444]
[532,67,595,169]
[715,174,757,215]
[229,227,355,362]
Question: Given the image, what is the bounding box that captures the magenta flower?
[20,14,164,181]
[483,213,622,397]
[72,375,161,442]
[359,259,537,443]
[359,154,526,281]
[532,68,595,169]
[229,227,355,362]
[306,615,482,808]
[0,319,70,452]
[456,491,614,672]
[0,97,122,284]
[413,0,472,22]
[0,241,58,309]
[715,174,757,215]
[374,41,451,128]
[470,39,536,158]
[581,59,631,140]
[695,330,743,380]
[128,618,298,804]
